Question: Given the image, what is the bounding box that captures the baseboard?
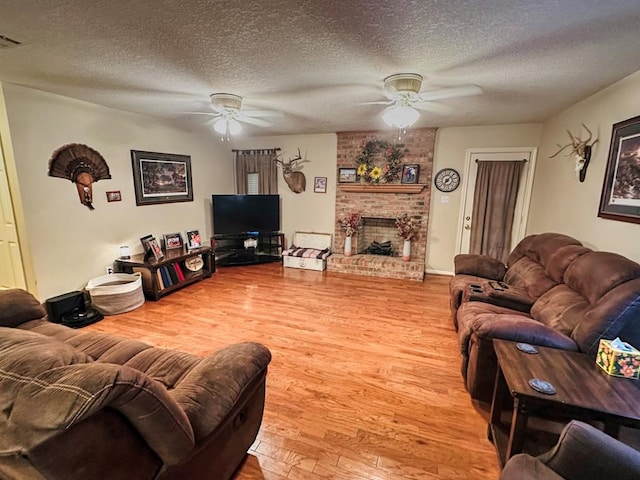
[426,269,453,276]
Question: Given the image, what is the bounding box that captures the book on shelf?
[166,263,179,284]
[156,269,165,289]
[173,262,185,282]
[159,266,172,287]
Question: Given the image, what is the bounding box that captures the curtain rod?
[475,158,528,163]
[232,148,281,154]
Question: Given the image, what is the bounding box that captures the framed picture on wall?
[131,150,193,206]
[314,176,328,193]
[598,114,640,224]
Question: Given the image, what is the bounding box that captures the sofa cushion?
[504,256,558,299]
[545,245,591,284]
[0,327,195,465]
[500,453,564,480]
[0,289,46,327]
[507,233,582,266]
[530,285,588,336]
[504,234,585,300]
[564,252,640,306]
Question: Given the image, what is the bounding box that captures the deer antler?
[549,124,598,158]
[275,148,308,169]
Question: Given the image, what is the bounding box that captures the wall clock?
[434,168,461,192]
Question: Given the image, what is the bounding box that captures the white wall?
[231,134,337,246]
[528,71,640,261]
[427,124,542,273]
[4,84,231,300]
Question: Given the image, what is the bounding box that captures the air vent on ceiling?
[0,35,22,49]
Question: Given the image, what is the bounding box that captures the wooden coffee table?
[489,339,640,466]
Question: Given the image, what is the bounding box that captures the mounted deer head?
[274,148,309,193]
[549,123,599,182]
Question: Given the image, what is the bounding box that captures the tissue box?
[596,339,640,379]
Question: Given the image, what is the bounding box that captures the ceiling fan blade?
[241,110,284,118]
[412,102,454,114]
[359,100,394,105]
[238,116,272,127]
[180,111,221,117]
[418,85,482,101]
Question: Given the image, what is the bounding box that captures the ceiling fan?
[363,73,482,132]
[185,93,280,139]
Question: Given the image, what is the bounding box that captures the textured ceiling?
[2,1,640,137]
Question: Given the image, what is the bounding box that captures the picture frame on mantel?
[131,150,193,206]
[598,114,640,224]
[338,168,357,183]
[401,164,420,184]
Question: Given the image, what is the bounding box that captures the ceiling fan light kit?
[380,73,424,136]
[382,103,420,129]
[213,117,242,136]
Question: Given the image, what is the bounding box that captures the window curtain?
[470,160,524,263]
[234,149,279,194]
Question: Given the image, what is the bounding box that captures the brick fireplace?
[327,128,436,281]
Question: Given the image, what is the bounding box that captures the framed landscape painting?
[338,168,357,183]
[131,150,193,206]
[598,115,640,224]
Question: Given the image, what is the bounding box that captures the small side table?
[489,339,640,466]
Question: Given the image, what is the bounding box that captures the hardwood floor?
[87,263,500,479]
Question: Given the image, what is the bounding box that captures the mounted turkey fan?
[48,143,111,210]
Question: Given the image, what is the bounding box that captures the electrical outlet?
[106,266,114,275]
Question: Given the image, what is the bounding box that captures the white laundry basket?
[86,272,145,315]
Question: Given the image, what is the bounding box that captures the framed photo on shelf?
[401,164,420,184]
[314,176,328,193]
[140,234,154,255]
[140,235,164,261]
[131,150,193,206]
[163,232,183,250]
[598,114,640,224]
[338,168,357,183]
[186,229,202,250]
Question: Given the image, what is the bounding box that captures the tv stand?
[211,232,284,267]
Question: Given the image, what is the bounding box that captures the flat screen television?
[212,194,280,235]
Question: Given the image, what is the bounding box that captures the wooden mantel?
[339,184,425,194]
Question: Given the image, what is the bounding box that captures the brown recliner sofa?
[450,233,640,402]
[500,420,640,480]
[0,288,272,480]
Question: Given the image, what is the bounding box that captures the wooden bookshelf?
[115,246,214,300]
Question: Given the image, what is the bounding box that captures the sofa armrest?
[171,342,272,440]
[454,254,507,280]
[473,315,579,350]
[540,420,640,480]
[0,289,46,327]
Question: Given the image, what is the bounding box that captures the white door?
[456,148,537,255]
[0,136,27,289]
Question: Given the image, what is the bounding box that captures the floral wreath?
[355,140,406,184]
